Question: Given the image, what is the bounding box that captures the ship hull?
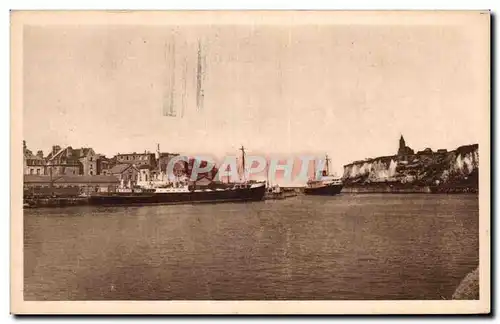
[304,184,343,196]
[89,185,266,206]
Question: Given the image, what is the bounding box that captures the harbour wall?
[24,197,89,208]
[342,185,431,194]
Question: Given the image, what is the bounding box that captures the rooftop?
[24,174,120,184]
[117,152,154,156]
[71,148,93,157]
[109,163,136,174]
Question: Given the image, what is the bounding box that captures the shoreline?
[24,191,478,209]
[342,184,478,194]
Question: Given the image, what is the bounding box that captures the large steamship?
[89,146,266,206]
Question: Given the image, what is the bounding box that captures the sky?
[23,18,486,176]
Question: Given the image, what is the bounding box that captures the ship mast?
[156,143,161,180]
[266,158,270,187]
[312,159,315,181]
[239,145,246,183]
[325,154,330,176]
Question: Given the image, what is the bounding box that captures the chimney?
[52,145,61,155]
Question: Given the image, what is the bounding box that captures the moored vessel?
[264,184,285,200]
[304,154,343,196]
[89,182,266,206]
[89,146,266,206]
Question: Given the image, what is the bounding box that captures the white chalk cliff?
[343,144,479,187]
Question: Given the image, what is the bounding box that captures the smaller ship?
[265,184,285,200]
[304,154,343,196]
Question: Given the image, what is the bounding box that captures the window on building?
[36,169,40,175]
[89,157,92,161]
[90,171,93,175]
[29,169,34,175]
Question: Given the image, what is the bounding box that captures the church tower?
[397,134,414,157]
[398,135,406,155]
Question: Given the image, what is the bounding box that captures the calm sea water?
[24,194,479,300]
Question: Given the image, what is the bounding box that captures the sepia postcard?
[11,10,490,315]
